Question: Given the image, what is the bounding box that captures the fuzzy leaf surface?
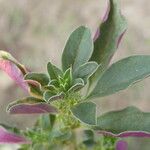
[24,73,49,86]
[44,91,65,102]
[95,106,150,134]
[88,56,150,99]
[73,62,98,84]
[89,0,127,89]
[47,62,62,80]
[7,97,57,114]
[68,78,84,92]
[71,102,96,125]
[62,26,93,71]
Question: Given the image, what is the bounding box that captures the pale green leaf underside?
[62,26,93,71]
[88,56,150,99]
[95,106,150,134]
[71,102,96,125]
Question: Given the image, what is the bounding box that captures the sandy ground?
[0,0,150,149]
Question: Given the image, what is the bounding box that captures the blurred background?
[0,0,150,149]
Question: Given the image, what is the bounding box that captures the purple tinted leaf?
[116,140,128,150]
[7,97,58,114]
[24,72,49,86]
[117,30,126,48]
[0,126,30,144]
[93,29,100,42]
[0,60,28,91]
[25,80,43,98]
[93,0,110,41]
[25,79,42,89]
[0,50,27,75]
[101,0,110,22]
[98,131,150,138]
[89,0,127,91]
[91,0,127,65]
[95,106,150,136]
[8,103,57,114]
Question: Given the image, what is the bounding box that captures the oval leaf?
[7,97,57,114]
[62,26,93,71]
[68,78,84,92]
[90,0,127,75]
[47,62,63,80]
[25,72,49,86]
[71,102,96,125]
[44,91,65,102]
[25,80,43,99]
[95,106,150,134]
[88,56,150,99]
[73,62,98,84]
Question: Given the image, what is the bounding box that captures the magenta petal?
[0,126,30,144]
[0,60,28,91]
[98,131,150,138]
[8,103,58,114]
[116,140,128,150]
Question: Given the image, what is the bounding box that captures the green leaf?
[63,67,72,81]
[53,129,72,141]
[73,62,98,84]
[37,114,56,130]
[7,97,44,107]
[62,26,93,71]
[95,106,150,133]
[44,91,65,102]
[49,79,59,87]
[63,67,73,90]
[71,102,96,125]
[68,78,84,92]
[47,62,63,80]
[29,85,43,99]
[44,84,57,92]
[26,80,43,99]
[89,0,127,89]
[88,56,150,99]
[24,73,49,86]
